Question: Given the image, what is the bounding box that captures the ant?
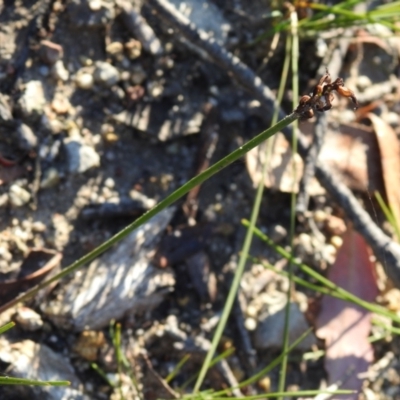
[294,69,359,119]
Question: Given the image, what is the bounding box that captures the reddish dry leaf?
[0,165,25,185]
[366,113,400,229]
[316,228,378,399]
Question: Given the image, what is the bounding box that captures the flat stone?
[16,123,38,151]
[18,80,46,119]
[64,139,100,173]
[254,302,316,350]
[93,61,120,87]
[9,184,31,207]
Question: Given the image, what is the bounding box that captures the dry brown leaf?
[245,132,323,194]
[316,228,378,399]
[366,113,400,228]
[319,122,384,192]
[245,123,384,195]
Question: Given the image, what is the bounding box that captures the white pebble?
[75,71,94,90]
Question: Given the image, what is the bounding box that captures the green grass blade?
[209,390,355,400]
[0,113,298,316]
[165,354,191,383]
[374,191,400,241]
[279,10,299,397]
[0,322,15,335]
[91,363,116,387]
[0,377,70,386]
[209,328,313,397]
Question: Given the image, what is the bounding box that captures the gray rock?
[0,94,13,122]
[169,0,231,45]
[269,224,287,243]
[16,123,38,152]
[64,139,100,173]
[0,338,88,400]
[39,40,63,65]
[51,60,69,81]
[18,80,46,119]
[254,302,316,350]
[40,167,61,189]
[9,184,31,207]
[93,61,120,87]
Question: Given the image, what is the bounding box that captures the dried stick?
[147,0,400,287]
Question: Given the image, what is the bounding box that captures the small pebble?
[244,317,257,331]
[75,70,94,89]
[51,94,71,114]
[0,246,12,262]
[147,81,163,97]
[356,75,372,91]
[64,139,100,173]
[16,123,37,151]
[32,221,47,232]
[0,193,8,208]
[103,132,118,143]
[313,209,327,223]
[322,244,337,264]
[386,112,399,127]
[131,65,147,85]
[51,60,69,81]
[38,65,50,76]
[325,215,346,236]
[125,39,142,59]
[14,307,43,331]
[88,0,102,11]
[18,80,46,118]
[9,184,31,207]
[296,233,313,256]
[246,304,258,318]
[111,85,125,100]
[330,235,343,249]
[120,71,130,81]
[269,224,287,243]
[39,40,63,65]
[129,189,156,209]
[104,177,115,189]
[93,61,120,87]
[258,376,271,392]
[106,42,124,57]
[40,167,60,189]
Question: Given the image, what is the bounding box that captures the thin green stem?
[193,16,295,396]
[0,113,298,316]
[279,10,299,396]
[191,328,312,398]
[209,390,354,400]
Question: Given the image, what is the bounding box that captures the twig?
[147,0,400,287]
[233,298,257,371]
[182,103,219,223]
[117,0,163,55]
[147,0,287,124]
